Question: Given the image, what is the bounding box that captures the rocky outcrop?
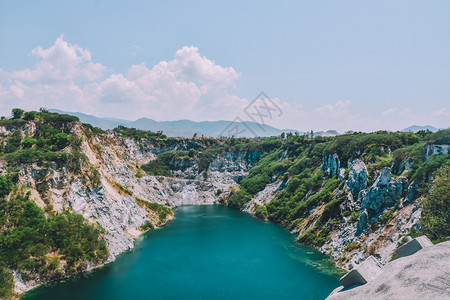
[423,143,450,161]
[344,159,368,198]
[208,151,262,184]
[362,168,406,212]
[357,168,407,233]
[322,153,341,177]
[327,241,450,300]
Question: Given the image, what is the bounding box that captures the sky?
[0,0,449,132]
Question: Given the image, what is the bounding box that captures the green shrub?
[114,182,133,196]
[141,159,172,176]
[0,267,14,298]
[254,205,268,219]
[345,242,360,252]
[22,137,37,148]
[348,211,361,223]
[420,166,450,241]
[227,190,252,209]
[136,198,173,223]
[40,112,79,123]
[298,225,330,246]
[53,133,69,150]
[23,111,37,121]
[5,130,22,153]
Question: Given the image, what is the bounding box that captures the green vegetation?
[0,109,82,168]
[298,225,330,246]
[0,181,108,296]
[419,165,450,241]
[114,182,133,196]
[344,242,361,252]
[83,123,106,138]
[254,205,268,219]
[135,198,173,223]
[141,159,172,176]
[227,190,252,209]
[239,150,289,194]
[348,211,361,223]
[139,221,154,231]
[12,108,24,119]
[113,125,167,140]
[0,266,14,298]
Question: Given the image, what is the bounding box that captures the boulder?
[339,256,383,288]
[396,235,433,258]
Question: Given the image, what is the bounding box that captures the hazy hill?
[402,125,440,133]
[49,109,304,137]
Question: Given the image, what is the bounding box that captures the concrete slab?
[339,256,382,288]
[396,235,433,258]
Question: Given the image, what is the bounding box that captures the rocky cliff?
[1,112,448,298]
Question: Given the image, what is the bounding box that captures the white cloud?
[11,35,106,82]
[430,107,449,117]
[382,107,397,116]
[313,100,351,116]
[0,36,448,133]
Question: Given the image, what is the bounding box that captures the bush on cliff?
[227,190,252,209]
[420,165,450,241]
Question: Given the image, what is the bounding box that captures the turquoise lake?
[24,205,341,299]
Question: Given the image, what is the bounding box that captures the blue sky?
[0,0,449,132]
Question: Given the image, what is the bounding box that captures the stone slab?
[396,235,433,258]
[339,256,382,288]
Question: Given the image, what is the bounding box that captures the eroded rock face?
[362,168,406,216]
[345,159,368,198]
[356,168,407,234]
[208,151,262,184]
[423,143,450,161]
[322,153,341,177]
[391,156,414,175]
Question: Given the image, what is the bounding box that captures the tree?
[23,111,37,121]
[0,175,13,198]
[53,133,69,150]
[11,108,24,119]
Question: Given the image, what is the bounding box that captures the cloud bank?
[0,36,448,132]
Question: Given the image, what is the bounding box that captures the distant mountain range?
[401,125,441,133]
[49,109,309,138]
[50,110,445,138]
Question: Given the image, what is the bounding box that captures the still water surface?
[25,205,340,299]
